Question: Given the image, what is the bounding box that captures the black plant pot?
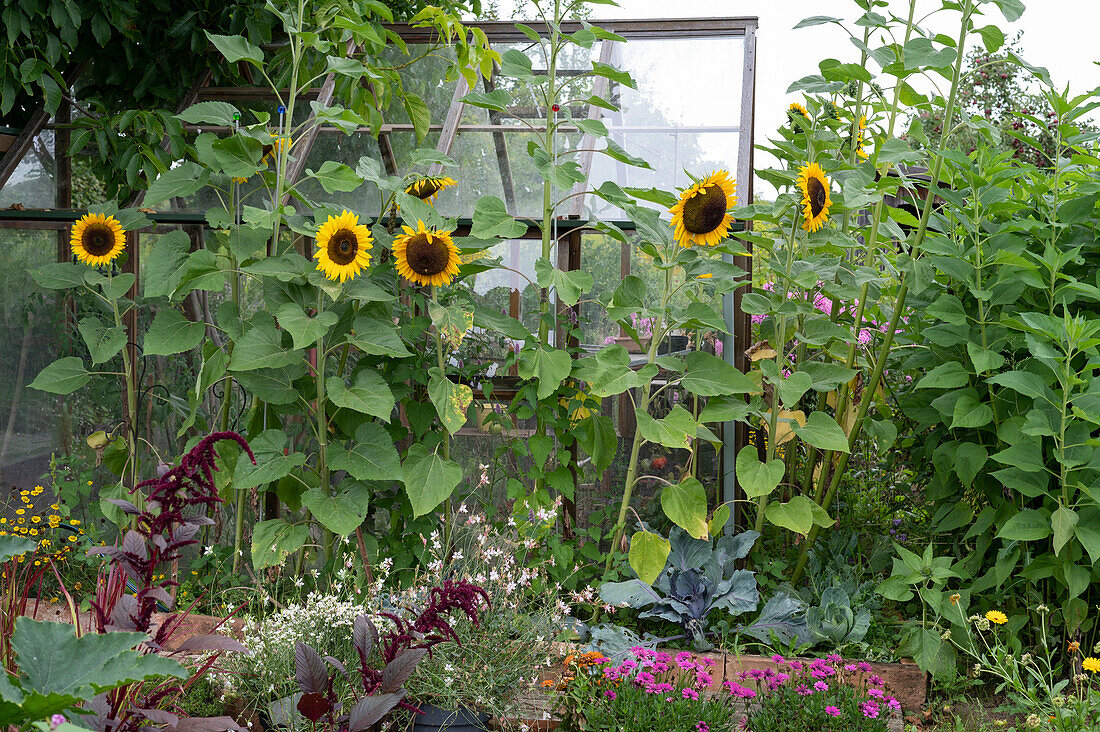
[411,703,490,732]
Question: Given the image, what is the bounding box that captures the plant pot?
[412,703,490,732]
[657,334,689,354]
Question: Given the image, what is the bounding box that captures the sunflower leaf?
[143,309,205,356]
[427,368,472,435]
[470,196,526,239]
[401,445,462,518]
[205,32,264,66]
[30,262,86,290]
[326,371,395,421]
[77,316,126,365]
[29,358,91,395]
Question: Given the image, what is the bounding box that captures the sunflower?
[855,114,869,161]
[788,102,809,119]
[392,219,461,288]
[314,210,373,283]
[797,162,832,233]
[984,610,1008,626]
[405,176,456,204]
[70,213,126,266]
[261,134,293,167]
[669,170,737,247]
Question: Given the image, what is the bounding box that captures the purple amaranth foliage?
[90,431,254,637]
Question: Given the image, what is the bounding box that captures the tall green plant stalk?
[792,0,976,582]
[432,287,454,551]
[605,264,671,573]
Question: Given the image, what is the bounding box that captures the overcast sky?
[485,0,1100,198]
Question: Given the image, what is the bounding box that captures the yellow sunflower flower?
[855,114,869,161]
[797,162,832,233]
[669,170,737,247]
[70,213,126,266]
[313,210,373,283]
[788,102,810,119]
[405,176,456,204]
[1084,657,1100,673]
[985,610,1008,625]
[392,220,461,288]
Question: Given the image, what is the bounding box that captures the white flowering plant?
[397,507,561,721]
[222,573,389,723]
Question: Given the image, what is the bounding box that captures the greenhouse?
[0,0,1096,730]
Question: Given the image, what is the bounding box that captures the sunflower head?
[788,102,809,120]
[70,213,126,266]
[797,163,832,233]
[669,171,737,247]
[405,176,457,204]
[855,114,869,161]
[314,210,373,283]
[393,220,461,288]
[261,134,293,166]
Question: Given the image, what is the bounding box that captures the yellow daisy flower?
[985,610,1008,625]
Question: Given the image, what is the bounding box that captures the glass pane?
[0,131,55,208]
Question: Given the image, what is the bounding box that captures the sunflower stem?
[605,262,671,575]
[108,268,140,526]
[433,286,453,552]
[791,0,975,584]
[316,286,333,562]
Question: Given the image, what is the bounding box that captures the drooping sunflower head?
[392,219,461,288]
[797,162,832,233]
[70,213,126,266]
[788,102,809,120]
[855,114,869,161]
[261,134,293,167]
[405,176,457,204]
[669,170,737,247]
[314,210,373,283]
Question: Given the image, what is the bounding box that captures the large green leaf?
[143,309,205,356]
[251,519,310,570]
[517,347,572,400]
[233,429,306,490]
[660,477,709,540]
[736,446,785,499]
[793,411,850,453]
[328,422,402,482]
[950,393,994,429]
[300,482,370,536]
[402,444,462,517]
[427,369,472,435]
[636,405,696,450]
[77,316,125,365]
[229,315,300,371]
[30,262,85,290]
[143,230,191,299]
[0,535,36,563]
[428,302,473,348]
[997,509,1051,541]
[765,495,834,535]
[12,618,184,698]
[235,366,304,406]
[916,361,971,389]
[470,196,526,239]
[1052,504,1078,556]
[628,531,671,585]
[144,162,209,207]
[573,345,637,397]
[350,318,411,357]
[534,258,593,307]
[205,32,264,65]
[681,351,758,396]
[327,371,395,421]
[275,303,338,350]
[305,161,362,194]
[29,358,90,395]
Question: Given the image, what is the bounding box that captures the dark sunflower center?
[405,233,448,276]
[82,224,115,256]
[412,179,441,199]
[327,229,358,266]
[682,185,727,234]
[806,177,827,218]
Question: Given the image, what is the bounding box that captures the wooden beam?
[0,62,87,190]
[427,75,469,177]
[483,74,517,213]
